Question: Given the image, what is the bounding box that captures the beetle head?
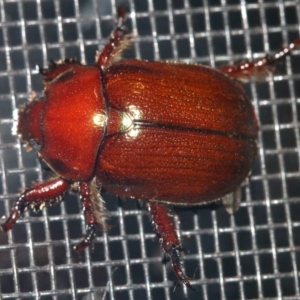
[17,98,44,151]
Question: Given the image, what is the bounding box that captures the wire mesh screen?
[0,0,300,299]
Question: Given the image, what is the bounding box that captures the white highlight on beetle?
[126,105,142,139]
[128,105,142,119]
[121,112,132,129]
[92,113,106,127]
[127,128,140,138]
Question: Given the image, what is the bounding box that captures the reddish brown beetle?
[1,8,300,288]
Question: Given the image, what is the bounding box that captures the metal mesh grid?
[0,0,299,299]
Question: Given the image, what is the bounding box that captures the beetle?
[1,7,300,289]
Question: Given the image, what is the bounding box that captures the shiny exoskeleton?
[2,7,300,289]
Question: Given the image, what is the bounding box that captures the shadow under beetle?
[2,7,300,289]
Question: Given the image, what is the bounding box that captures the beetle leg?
[1,177,70,232]
[74,181,105,252]
[148,201,194,290]
[97,7,132,70]
[220,38,300,80]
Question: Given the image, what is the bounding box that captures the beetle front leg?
[1,177,70,232]
[220,38,300,80]
[149,201,194,290]
[97,7,131,70]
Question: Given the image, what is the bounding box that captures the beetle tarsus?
[220,38,300,80]
[1,196,26,232]
[74,223,97,252]
[117,6,126,26]
[149,201,194,289]
[97,6,131,69]
[168,244,195,290]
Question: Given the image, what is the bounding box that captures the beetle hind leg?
[149,202,194,290]
[74,180,107,252]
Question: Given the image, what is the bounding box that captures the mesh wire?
[0,0,300,299]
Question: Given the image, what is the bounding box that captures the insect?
[1,7,300,289]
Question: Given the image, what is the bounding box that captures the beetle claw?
[168,244,195,291]
[38,65,45,75]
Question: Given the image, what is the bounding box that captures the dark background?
[0,0,300,299]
